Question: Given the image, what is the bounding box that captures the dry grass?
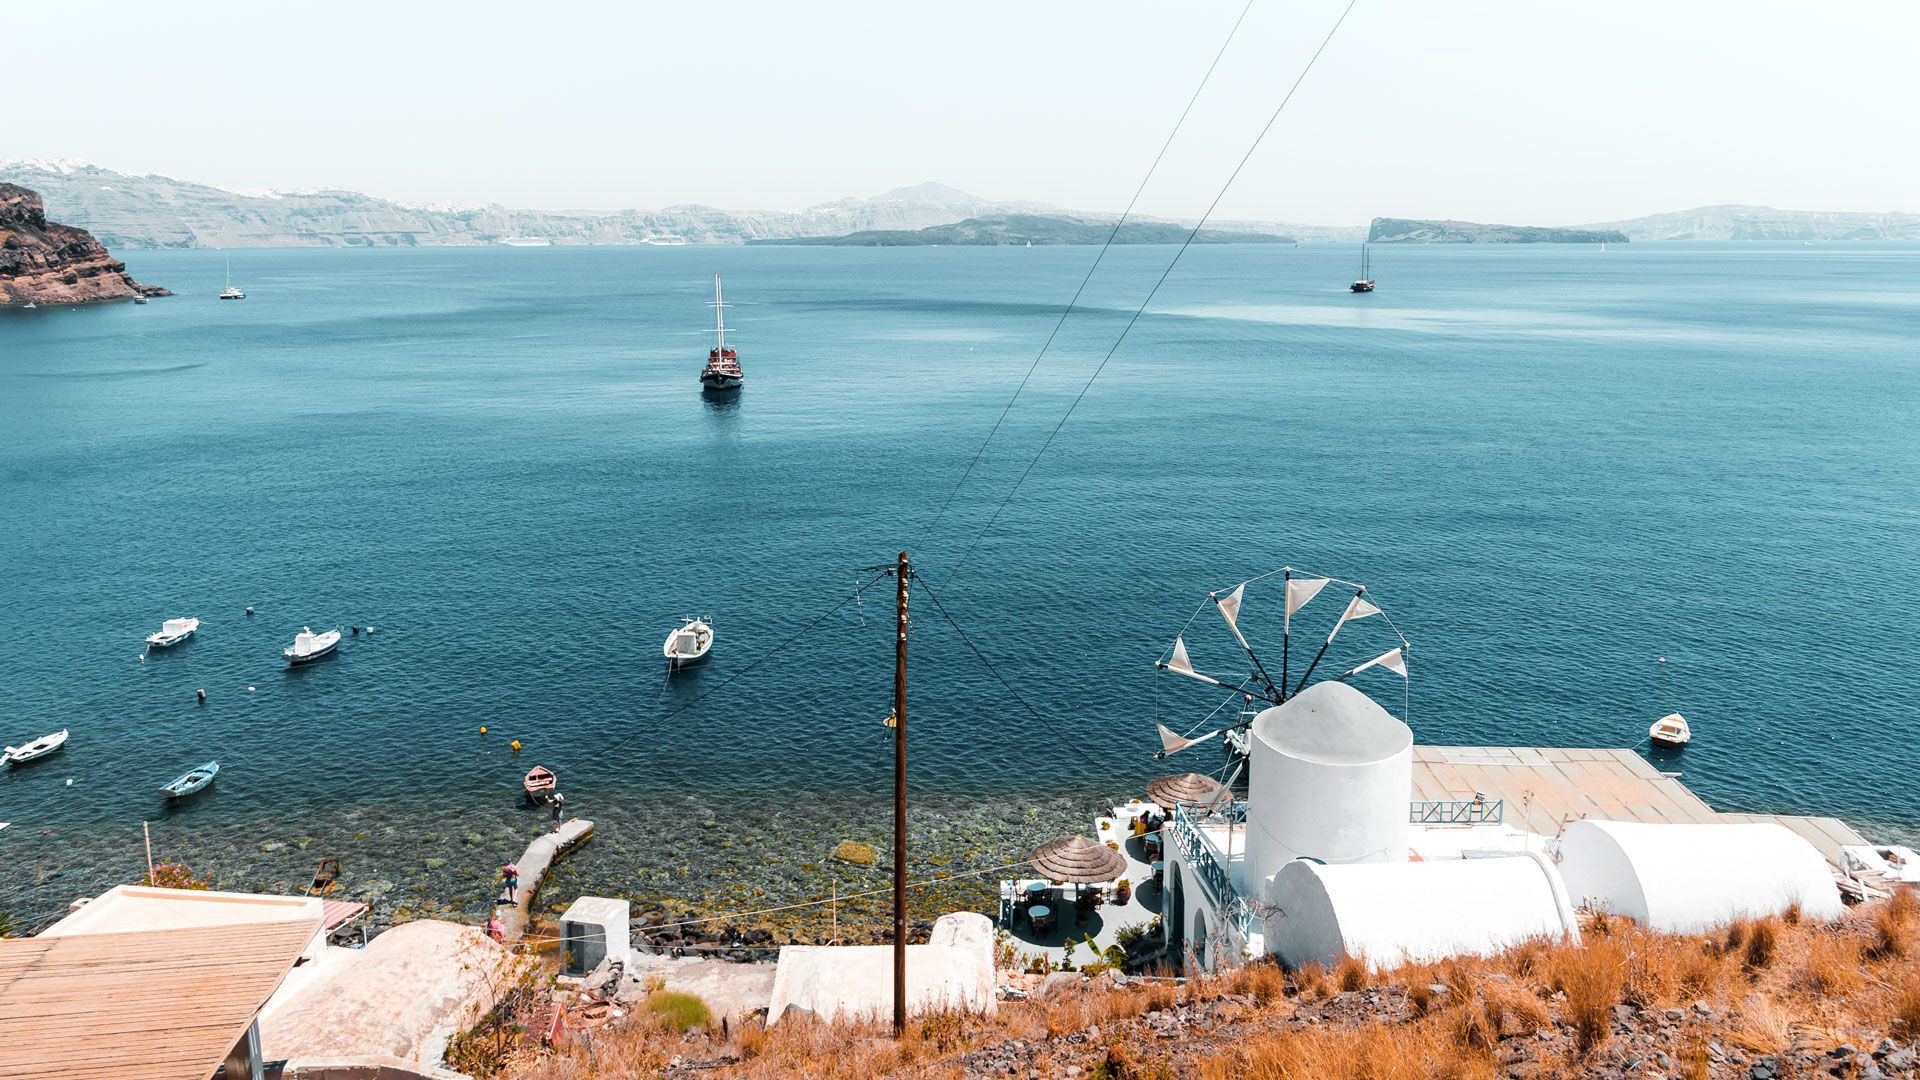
[503,889,1920,1080]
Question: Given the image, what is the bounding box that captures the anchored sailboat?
[1153,567,1409,762]
[219,259,245,300]
[699,276,744,392]
[1349,245,1375,293]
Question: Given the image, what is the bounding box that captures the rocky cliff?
[0,183,167,305]
[1368,216,1627,244]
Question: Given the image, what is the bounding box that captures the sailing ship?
[1153,567,1409,765]
[1349,245,1375,293]
[700,276,744,392]
[219,259,245,300]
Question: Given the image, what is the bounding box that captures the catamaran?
[146,616,200,649]
[219,259,245,300]
[664,617,714,670]
[1349,245,1375,293]
[699,276,744,392]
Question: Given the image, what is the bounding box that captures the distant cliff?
[752,213,1294,246]
[1368,217,1627,244]
[0,184,167,306]
[1578,204,1920,241]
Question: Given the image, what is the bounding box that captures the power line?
[955,0,1362,569]
[918,0,1259,548]
[913,570,1116,775]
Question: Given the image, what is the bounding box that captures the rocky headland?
[0,183,167,306]
[1369,216,1629,244]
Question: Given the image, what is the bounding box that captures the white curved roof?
[1557,819,1842,933]
[1252,680,1411,764]
[1263,854,1572,970]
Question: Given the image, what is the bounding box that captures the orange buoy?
[510,740,522,752]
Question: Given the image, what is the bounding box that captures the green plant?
[1114,920,1152,949]
[147,863,212,890]
[644,990,713,1032]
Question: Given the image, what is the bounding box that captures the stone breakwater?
[0,183,168,306]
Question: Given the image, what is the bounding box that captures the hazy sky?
[10,1,1918,224]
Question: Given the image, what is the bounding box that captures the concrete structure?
[767,912,996,1023]
[559,895,630,977]
[1245,680,1413,889]
[498,817,594,941]
[261,920,508,1068]
[0,917,320,1080]
[1263,853,1577,970]
[1557,819,1844,932]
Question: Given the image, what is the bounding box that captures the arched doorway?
[1190,909,1211,971]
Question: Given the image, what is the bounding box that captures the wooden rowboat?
[3,729,68,766]
[161,760,219,799]
[524,765,557,802]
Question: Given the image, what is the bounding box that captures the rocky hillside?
[1579,204,1920,242]
[0,183,167,306]
[753,213,1294,246]
[0,160,1358,248]
[1369,216,1628,244]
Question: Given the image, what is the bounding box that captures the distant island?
[0,183,167,306]
[1368,217,1628,244]
[751,213,1294,247]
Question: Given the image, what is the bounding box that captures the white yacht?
[500,236,552,247]
[145,617,200,649]
[283,626,341,665]
[663,617,713,670]
[219,258,245,300]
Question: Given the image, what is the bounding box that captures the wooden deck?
[1412,746,1867,869]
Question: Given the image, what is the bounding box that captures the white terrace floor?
[999,803,1166,965]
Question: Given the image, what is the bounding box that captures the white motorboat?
[4,729,69,766]
[664,617,713,670]
[283,626,341,665]
[146,616,200,649]
[1648,712,1691,748]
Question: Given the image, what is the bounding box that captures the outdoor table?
[1029,904,1056,935]
[1151,860,1164,886]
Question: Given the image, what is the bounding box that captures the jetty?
[499,819,594,941]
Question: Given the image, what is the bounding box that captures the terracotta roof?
[0,917,319,1080]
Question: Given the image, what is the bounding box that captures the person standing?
[550,791,566,832]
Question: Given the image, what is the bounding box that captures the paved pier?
[1412,746,1868,870]
[499,818,594,941]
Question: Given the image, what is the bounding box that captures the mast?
[708,274,730,354]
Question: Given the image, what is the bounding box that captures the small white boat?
[146,616,200,649]
[3,729,69,766]
[219,258,245,300]
[161,760,219,799]
[1648,712,1691,748]
[283,626,341,665]
[664,617,713,670]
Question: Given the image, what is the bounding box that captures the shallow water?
[2,242,1916,931]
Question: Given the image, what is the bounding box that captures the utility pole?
[857,550,913,1035]
[891,549,910,1036]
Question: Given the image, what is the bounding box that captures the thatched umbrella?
[1029,835,1128,883]
[1146,772,1224,808]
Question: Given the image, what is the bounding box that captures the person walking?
[499,862,519,904]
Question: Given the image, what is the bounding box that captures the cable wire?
[918,0,1259,547]
[955,0,1362,569]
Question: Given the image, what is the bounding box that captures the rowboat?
[1648,712,1691,749]
[161,760,219,799]
[523,765,557,802]
[3,729,68,766]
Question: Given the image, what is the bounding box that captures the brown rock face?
[0,182,169,306]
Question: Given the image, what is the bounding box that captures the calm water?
[2,242,1917,927]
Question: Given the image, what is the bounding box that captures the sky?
[8,1,1919,225]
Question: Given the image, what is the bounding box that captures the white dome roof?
[1252,680,1411,765]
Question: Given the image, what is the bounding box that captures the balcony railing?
[1409,798,1504,825]
[1170,802,1256,941]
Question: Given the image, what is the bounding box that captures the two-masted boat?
[700,275,744,392]
[1350,245,1375,293]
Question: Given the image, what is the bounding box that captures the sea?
[2,241,1916,933]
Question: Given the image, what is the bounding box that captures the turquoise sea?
[2,242,1916,930]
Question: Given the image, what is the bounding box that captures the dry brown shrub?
[1196,1021,1490,1080]
[1723,919,1749,953]
[1782,901,1803,926]
[1679,1037,1712,1080]
[1891,975,1920,1041]
[1480,978,1551,1036]
[1726,992,1794,1055]
[1335,954,1370,992]
[1743,918,1780,971]
[1291,962,1330,1002]
[1869,889,1917,961]
[1227,960,1291,1005]
[1407,979,1437,1016]
[1798,933,1863,995]
[1551,936,1624,1055]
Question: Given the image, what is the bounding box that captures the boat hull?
[700,375,743,392]
[146,630,195,648]
[284,639,339,664]
[1350,282,1375,293]
[4,731,68,766]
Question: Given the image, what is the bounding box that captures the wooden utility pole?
[891,549,910,1036]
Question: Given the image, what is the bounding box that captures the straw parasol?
[1146,772,1225,808]
[1029,835,1128,884]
